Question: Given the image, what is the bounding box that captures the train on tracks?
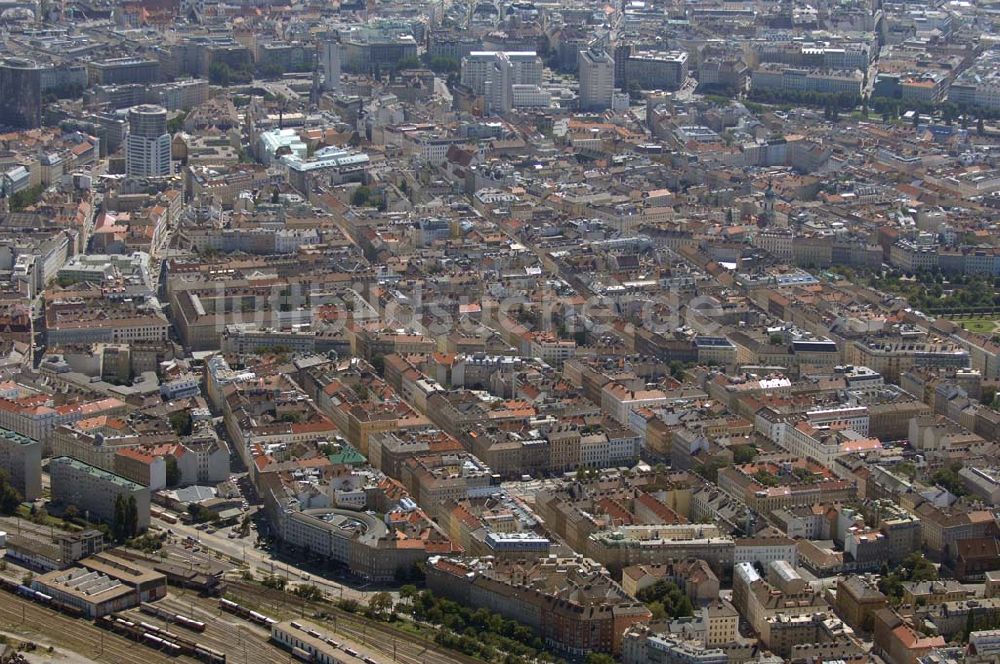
[140,601,207,632]
[218,598,277,627]
[0,575,85,618]
[95,614,226,663]
[0,576,224,663]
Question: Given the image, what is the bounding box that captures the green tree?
[753,470,779,486]
[126,495,138,537]
[166,112,187,133]
[293,584,323,600]
[165,455,180,487]
[9,184,45,211]
[29,506,48,525]
[695,457,729,482]
[399,584,418,608]
[209,62,232,86]
[257,62,285,78]
[585,655,617,664]
[169,410,193,436]
[0,470,22,515]
[732,445,758,464]
[394,56,421,71]
[878,552,938,603]
[895,461,917,481]
[932,463,967,497]
[187,503,219,524]
[407,589,554,658]
[636,580,695,618]
[338,598,360,613]
[368,591,394,619]
[262,574,287,590]
[424,55,459,73]
[352,186,372,207]
[113,494,126,542]
[237,513,252,537]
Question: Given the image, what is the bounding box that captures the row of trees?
[111,494,140,543]
[869,96,992,129]
[870,271,1000,313]
[748,87,859,111]
[742,84,995,130]
[422,54,459,73]
[208,61,254,87]
[402,588,565,663]
[257,61,312,79]
[249,572,609,663]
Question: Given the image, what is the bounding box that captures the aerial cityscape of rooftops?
[1,0,1000,663]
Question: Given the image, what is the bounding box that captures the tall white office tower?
[578,46,615,111]
[483,53,515,114]
[126,104,171,177]
[320,39,341,91]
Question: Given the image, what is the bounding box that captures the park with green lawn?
[952,316,1000,335]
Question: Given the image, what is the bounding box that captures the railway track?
[0,590,175,664]
[0,575,479,664]
[122,595,278,664]
[155,588,425,664]
[225,581,482,664]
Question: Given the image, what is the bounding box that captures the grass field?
[953,317,1000,334]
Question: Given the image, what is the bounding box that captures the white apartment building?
[806,405,869,436]
[601,382,669,425]
[0,396,126,447]
[751,65,864,96]
[752,230,794,260]
[734,537,799,567]
[527,335,576,367]
[461,51,542,95]
[511,84,551,109]
[781,420,881,467]
[49,456,151,531]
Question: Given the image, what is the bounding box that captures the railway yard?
[0,556,477,664]
[0,585,177,664]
